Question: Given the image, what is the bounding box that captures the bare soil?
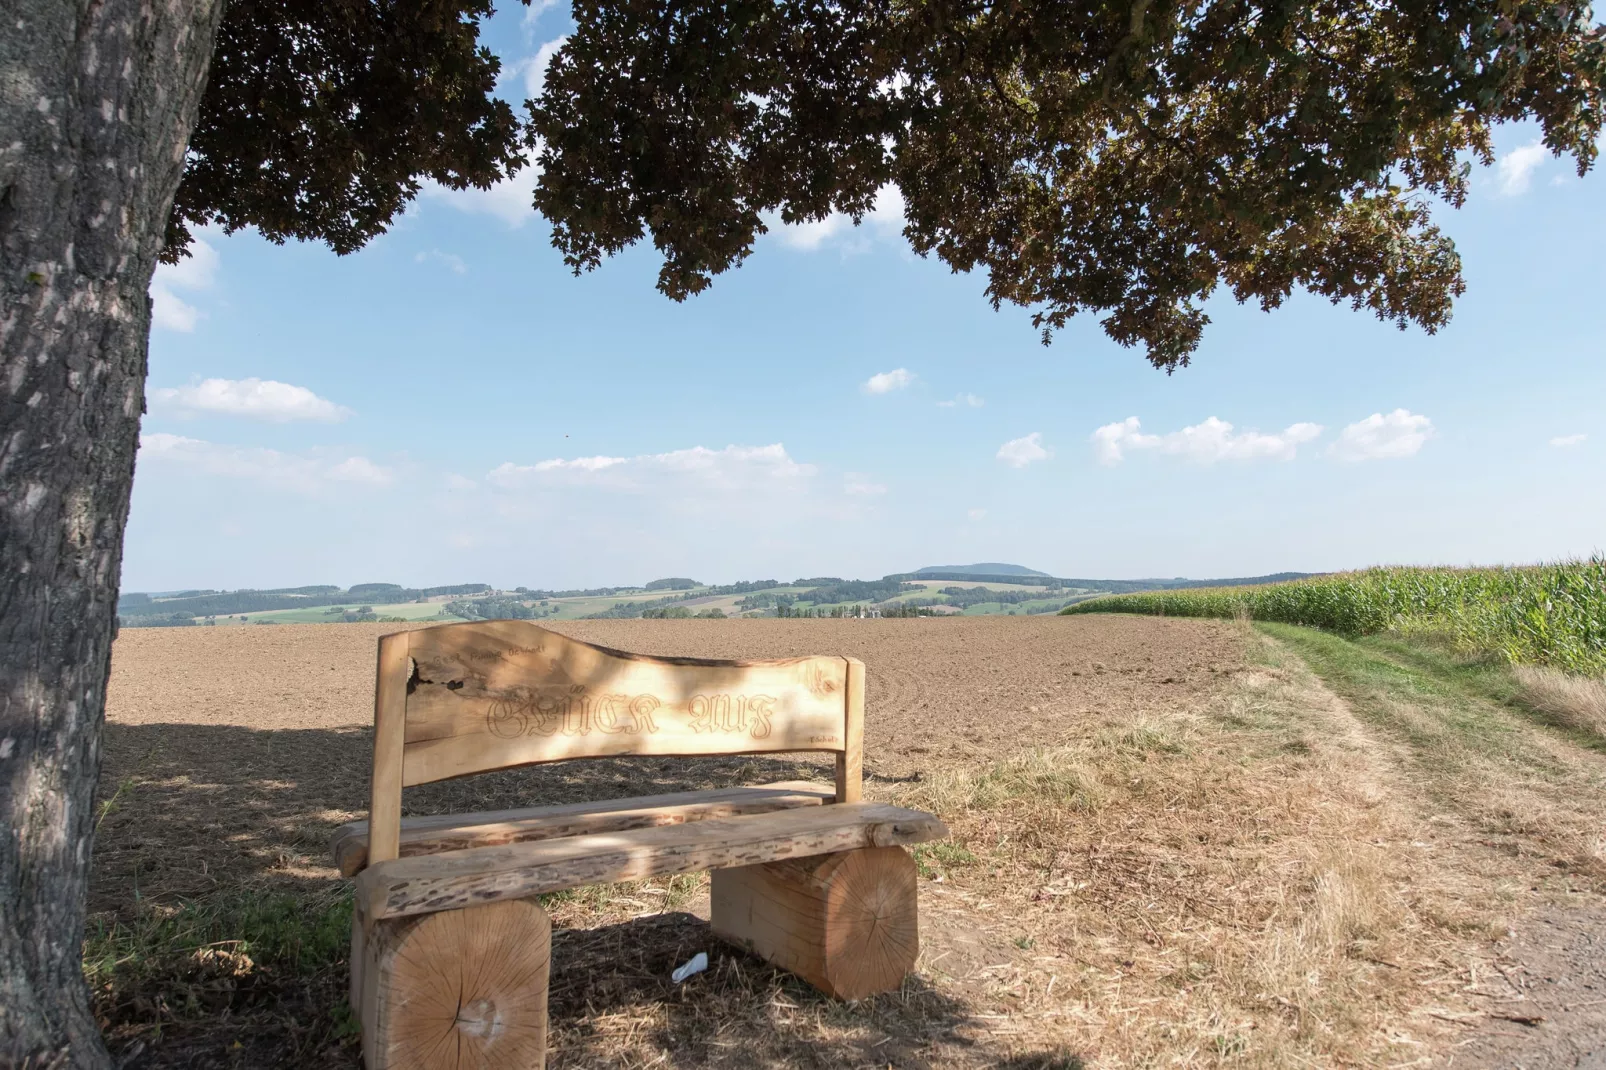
[1443,905,1606,1068]
[97,616,1240,907]
[94,616,1606,1068]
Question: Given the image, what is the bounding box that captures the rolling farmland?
[119,568,1322,628]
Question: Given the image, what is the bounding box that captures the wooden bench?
[333,621,946,1069]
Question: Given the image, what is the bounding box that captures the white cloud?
[138,433,393,493]
[531,37,568,95]
[1329,410,1434,461]
[967,508,986,520]
[520,0,564,37]
[151,289,199,332]
[844,473,887,496]
[415,250,467,275]
[488,443,815,493]
[327,457,392,484]
[1092,416,1322,465]
[1496,141,1547,196]
[150,378,352,423]
[937,393,985,408]
[997,432,1051,468]
[149,238,220,332]
[1551,433,1587,448]
[505,35,569,97]
[423,147,540,227]
[776,184,906,253]
[863,368,914,394]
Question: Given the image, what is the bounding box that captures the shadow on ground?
[93,721,835,910]
[94,722,1072,1068]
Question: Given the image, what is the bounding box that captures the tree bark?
[0,0,224,1064]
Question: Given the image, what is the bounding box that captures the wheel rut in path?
[1265,631,1606,1069]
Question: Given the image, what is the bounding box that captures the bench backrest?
[366,621,865,865]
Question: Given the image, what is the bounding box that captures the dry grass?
[1264,626,1606,888]
[1513,664,1606,741]
[889,645,1494,1066]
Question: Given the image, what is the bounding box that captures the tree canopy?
[164,0,522,258]
[169,0,1604,368]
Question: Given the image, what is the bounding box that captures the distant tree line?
[118,582,490,624]
[445,597,546,621]
[120,613,198,628]
[513,583,682,599]
[644,577,699,590]
[702,579,779,596]
[777,603,934,618]
[880,572,1316,592]
[583,580,782,619]
[583,594,687,619]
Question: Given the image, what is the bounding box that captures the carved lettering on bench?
[687,694,777,739]
[486,688,663,739]
[484,690,779,740]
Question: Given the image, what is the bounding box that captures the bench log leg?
[711,846,919,1000]
[353,898,551,1070]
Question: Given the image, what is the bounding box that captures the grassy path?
[1258,622,1606,889]
[1256,623,1606,1067]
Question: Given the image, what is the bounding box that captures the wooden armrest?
[355,801,948,920]
[331,780,834,876]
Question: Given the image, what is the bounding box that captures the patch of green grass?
[1355,633,1606,753]
[85,888,352,990]
[912,841,979,879]
[86,887,354,1058]
[1255,623,1524,767]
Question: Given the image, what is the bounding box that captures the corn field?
[1062,559,1606,676]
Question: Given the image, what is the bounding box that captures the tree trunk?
[0,0,224,1064]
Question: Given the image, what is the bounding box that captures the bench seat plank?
[331,781,834,876]
[356,802,947,921]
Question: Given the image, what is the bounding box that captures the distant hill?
[909,563,1052,579]
[1064,572,1317,594]
[886,569,1318,591]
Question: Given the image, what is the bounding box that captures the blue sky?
[125,4,1606,592]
